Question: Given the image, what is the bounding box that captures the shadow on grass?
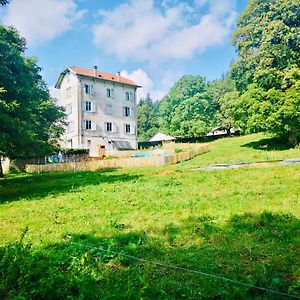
[0,212,299,299]
[0,169,143,204]
[241,137,292,151]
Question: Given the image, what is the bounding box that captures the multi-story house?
[55,66,141,156]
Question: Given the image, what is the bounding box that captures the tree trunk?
[0,156,4,178]
[287,132,298,147]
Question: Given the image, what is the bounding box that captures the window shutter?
[91,102,96,112]
[91,121,97,131]
[82,102,86,111]
[82,120,86,130]
[112,123,116,133]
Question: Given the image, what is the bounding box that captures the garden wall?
[25,144,209,174]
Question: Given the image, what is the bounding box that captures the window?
[84,84,93,94]
[83,101,96,112]
[125,91,133,101]
[125,124,131,134]
[84,120,92,130]
[105,103,113,115]
[105,122,112,132]
[107,88,114,98]
[105,122,116,133]
[124,124,135,135]
[123,106,132,117]
[83,120,96,131]
[85,101,92,111]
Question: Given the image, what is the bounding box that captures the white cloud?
[92,0,237,62]
[121,69,165,101]
[1,0,85,45]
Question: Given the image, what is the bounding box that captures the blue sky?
[0,0,248,100]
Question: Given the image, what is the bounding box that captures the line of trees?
[0,23,64,177]
[138,0,300,145]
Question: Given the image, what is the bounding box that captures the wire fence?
[69,240,300,300]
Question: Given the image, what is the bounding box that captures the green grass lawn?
[0,134,299,299]
[180,133,300,166]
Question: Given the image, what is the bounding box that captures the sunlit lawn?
[0,134,299,299]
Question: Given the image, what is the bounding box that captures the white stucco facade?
[55,67,140,156]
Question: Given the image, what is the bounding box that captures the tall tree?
[158,75,207,135]
[137,94,159,141]
[169,91,216,137]
[0,26,64,177]
[230,0,300,144]
[207,75,239,134]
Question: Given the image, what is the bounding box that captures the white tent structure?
[149,132,176,142]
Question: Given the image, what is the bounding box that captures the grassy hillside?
[180,133,300,166]
[0,134,299,299]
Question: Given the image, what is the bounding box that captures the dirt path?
[192,158,300,171]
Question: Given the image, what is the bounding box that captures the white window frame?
[123,106,133,117]
[85,101,92,111]
[124,124,135,135]
[105,122,116,133]
[84,84,94,94]
[125,91,133,101]
[83,101,96,112]
[107,88,114,98]
[83,120,96,131]
[125,124,131,134]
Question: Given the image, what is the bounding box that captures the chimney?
[94,65,98,77]
[118,71,121,81]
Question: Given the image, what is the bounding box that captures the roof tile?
[70,66,140,87]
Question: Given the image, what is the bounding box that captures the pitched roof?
[149,132,176,142]
[55,66,141,88]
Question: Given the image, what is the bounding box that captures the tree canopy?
[137,94,159,141]
[157,75,217,137]
[0,26,64,176]
[230,0,300,144]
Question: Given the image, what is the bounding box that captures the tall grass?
[0,134,299,299]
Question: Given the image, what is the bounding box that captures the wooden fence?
[25,144,209,174]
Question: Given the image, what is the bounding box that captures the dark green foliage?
[158,75,217,137]
[137,94,159,141]
[230,0,300,144]
[137,76,218,140]
[232,83,300,143]
[0,26,64,176]
[0,212,299,299]
[231,0,300,92]
[207,75,239,133]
